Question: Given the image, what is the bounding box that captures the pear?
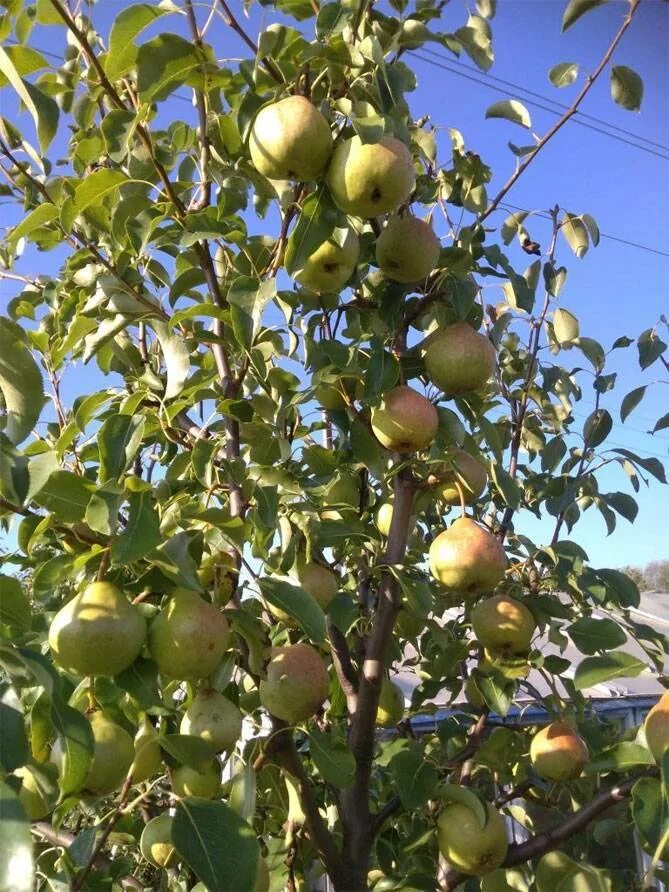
[198,551,239,606]
[248,95,332,181]
[48,581,146,677]
[326,135,415,218]
[148,589,229,681]
[530,721,589,781]
[429,517,507,595]
[376,502,395,537]
[14,767,49,820]
[437,450,488,506]
[84,712,135,796]
[292,228,359,293]
[180,690,243,753]
[371,385,438,453]
[131,716,162,783]
[376,216,441,283]
[644,690,669,762]
[140,813,177,868]
[171,760,220,799]
[376,678,405,728]
[259,644,330,723]
[471,595,535,657]
[437,801,508,876]
[424,323,496,396]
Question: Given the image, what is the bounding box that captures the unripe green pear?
[424,323,496,396]
[131,716,162,783]
[326,135,415,218]
[471,595,536,657]
[180,690,243,753]
[14,767,49,820]
[249,95,332,181]
[437,801,508,876]
[148,589,229,681]
[375,502,395,537]
[171,760,220,799]
[85,712,135,796]
[198,552,239,606]
[140,813,177,868]
[376,678,404,727]
[530,721,589,781]
[437,450,488,506]
[48,581,146,677]
[643,690,669,762]
[429,517,507,595]
[259,644,330,723]
[292,228,359,293]
[376,216,440,283]
[398,18,432,49]
[371,385,438,453]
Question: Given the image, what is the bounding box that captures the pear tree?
[0,0,667,890]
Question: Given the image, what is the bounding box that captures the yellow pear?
[292,228,359,293]
[131,716,162,783]
[429,517,507,595]
[14,767,49,820]
[437,801,508,876]
[376,216,441,283]
[371,385,438,453]
[326,135,415,218]
[471,595,535,657]
[259,644,330,723]
[530,721,589,781]
[376,678,405,728]
[84,712,135,796]
[171,760,220,799]
[140,813,177,868]
[180,690,243,753]
[437,450,488,506]
[148,589,229,681]
[424,323,496,396]
[48,581,146,677]
[249,95,332,181]
[644,691,669,762]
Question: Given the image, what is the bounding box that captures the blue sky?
[1,0,667,570]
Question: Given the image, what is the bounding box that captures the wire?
[411,51,669,162]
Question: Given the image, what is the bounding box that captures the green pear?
[437,450,488,506]
[371,385,438,453]
[314,375,362,410]
[376,216,441,283]
[471,595,535,657]
[644,691,669,762]
[48,581,146,678]
[198,551,239,606]
[536,852,603,892]
[85,712,135,796]
[326,135,415,218]
[131,716,162,783]
[148,589,229,681]
[14,767,49,820]
[292,227,359,293]
[259,644,330,723]
[437,801,508,876]
[376,678,404,728]
[375,502,395,537]
[171,760,220,799]
[140,813,177,868]
[248,95,332,181]
[424,323,497,396]
[180,690,243,753]
[429,517,507,595]
[530,721,589,781]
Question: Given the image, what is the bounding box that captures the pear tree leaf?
[390,747,439,809]
[0,318,44,445]
[98,414,145,484]
[568,616,626,654]
[574,652,646,690]
[153,321,191,400]
[159,735,216,771]
[485,99,531,129]
[0,46,58,152]
[106,4,169,81]
[620,386,646,422]
[0,780,34,892]
[259,576,326,644]
[307,729,355,788]
[33,471,92,523]
[561,213,589,258]
[0,575,31,631]
[137,34,207,102]
[611,65,643,112]
[0,704,28,772]
[549,62,579,87]
[562,0,608,32]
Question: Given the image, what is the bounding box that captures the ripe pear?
[424,323,496,396]
[48,581,146,677]
[248,95,332,181]
[437,450,488,506]
[180,690,243,753]
[429,517,507,595]
[530,721,589,781]
[131,716,162,783]
[84,712,135,796]
[148,589,229,681]
[198,551,238,606]
[171,760,220,799]
[376,678,404,728]
[326,135,415,218]
[437,801,508,875]
[471,595,535,657]
[376,216,441,283]
[259,644,330,723]
[140,813,177,868]
[15,767,49,820]
[292,228,359,293]
[644,691,669,762]
[371,385,438,453]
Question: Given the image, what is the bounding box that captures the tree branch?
[216,0,284,83]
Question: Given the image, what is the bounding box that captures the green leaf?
[0,46,58,152]
[390,747,439,809]
[106,4,169,81]
[0,780,33,892]
[98,414,145,484]
[150,533,203,592]
[285,188,338,279]
[605,491,638,523]
[32,471,92,523]
[137,34,207,102]
[307,729,355,788]
[0,574,31,630]
[0,704,28,772]
[172,798,260,892]
[36,0,62,24]
[0,318,44,445]
[549,62,579,87]
[0,46,49,87]
[51,702,94,796]
[583,409,612,448]
[586,742,655,773]
[610,65,643,112]
[101,109,138,163]
[595,567,640,608]
[159,735,216,771]
[7,203,58,249]
[568,616,626,655]
[652,412,669,435]
[228,759,257,821]
[574,652,647,691]
[259,577,326,644]
[631,778,667,857]
[115,657,162,708]
[485,99,531,129]
[489,462,522,509]
[110,488,162,566]
[438,784,487,827]
[620,386,646,422]
[153,320,191,399]
[561,0,608,32]
[553,307,580,344]
[637,328,666,370]
[561,212,589,258]
[73,169,129,216]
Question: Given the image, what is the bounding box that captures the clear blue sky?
[1,1,667,569]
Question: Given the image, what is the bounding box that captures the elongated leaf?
[308,729,355,788]
[0,46,49,87]
[110,488,162,565]
[259,576,326,644]
[73,169,128,215]
[137,34,207,102]
[574,652,647,690]
[562,0,608,32]
[50,702,94,796]
[390,747,439,809]
[285,189,339,279]
[583,409,612,448]
[0,704,28,772]
[153,320,191,399]
[172,798,260,892]
[228,759,257,821]
[620,386,646,422]
[561,212,589,258]
[568,616,626,655]
[652,412,669,435]
[33,471,92,523]
[549,62,579,87]
[159,735,216,770]
[98,414,145,483]
[485,99,531,129]
[0,575,31,630]
[106,4,169,80]
[0,780,33,892]
[631,778,666,856]
[0,318,44,445]
[0,46,58,152]
[585,742,654,773]
[7,204,58,248]
[611,65,643,112]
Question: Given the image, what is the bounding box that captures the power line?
[412,51,669,162]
